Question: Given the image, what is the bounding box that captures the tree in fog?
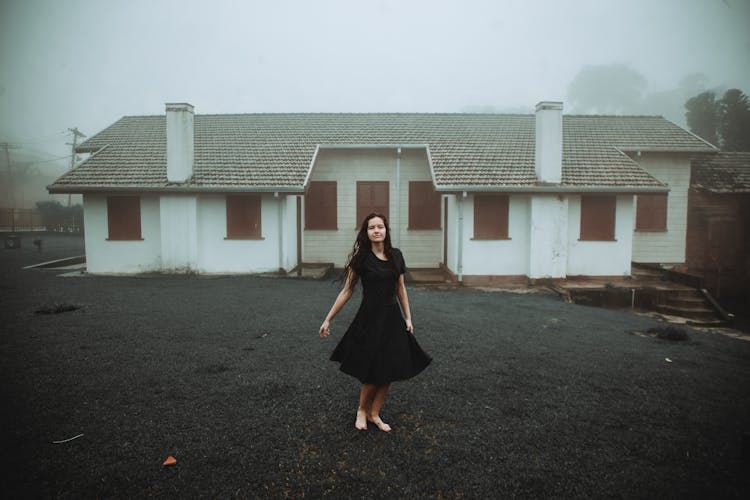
[685,88,750,151]
[566,64,647,114]
[718,89,750,151]
[685,91,720,146]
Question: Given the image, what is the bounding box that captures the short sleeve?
[394,248,406,275]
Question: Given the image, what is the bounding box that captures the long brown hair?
[343,213,397,291]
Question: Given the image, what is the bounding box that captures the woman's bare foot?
[367,415,391,432]
[355,409,368,430]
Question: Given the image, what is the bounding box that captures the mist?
[1,0,749,209]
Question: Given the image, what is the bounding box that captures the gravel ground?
[1,233,749,499]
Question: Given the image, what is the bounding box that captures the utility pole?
[66,128,86,207]
[2,142,21,231]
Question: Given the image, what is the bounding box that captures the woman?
[319,213,432,432]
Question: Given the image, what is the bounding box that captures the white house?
[48,102,716,282]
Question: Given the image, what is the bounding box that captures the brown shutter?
[226,194,262,239]
[356,181,389,226]
[107,196,142,240]
[473,195,509,239]
[635,194,667,231]
[408,181,441,230]
[580,195,616,240]
[305,181,337,230]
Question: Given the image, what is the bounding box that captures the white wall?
[449,192,633,279]
[303,148,442,268]
[461,194,530,276]
[84,192,294,274]
[160,195,198,272]
[567,195,634,276]
[528,195,567,278]
[631,154,691,264]
[83,193,162,273]
[196,194,282,273]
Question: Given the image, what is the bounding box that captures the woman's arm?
[396,274,414,333]
[319,270,356,337]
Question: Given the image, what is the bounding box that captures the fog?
[1,0,749,208]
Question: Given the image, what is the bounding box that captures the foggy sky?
[1,0,749,205]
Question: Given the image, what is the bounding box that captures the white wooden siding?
[303,148,441,268]
[631,154,690,263]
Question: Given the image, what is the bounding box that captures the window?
[226,194,262,239]
[356,181,389,226]
[305,181,337,230]
[636,193,667,232]
[473,195,509,240]
[408,181,441,229]
[580,195,616,241]
[107,196,141,240]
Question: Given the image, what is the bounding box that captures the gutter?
[301,145,321,190]
[425,146,438,189]
[316,143,428,149]
[49,183,670,196]
[434,185,670,194]
[47,185,305,195]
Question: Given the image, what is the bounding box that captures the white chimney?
[534,101,563,184]
[166,102,194,183]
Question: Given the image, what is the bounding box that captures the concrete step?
[288,263,334,279]
[666,289,705,299]
[687,318,731,327]
[407,268,454,285]
[656,304,719,321]
[666,296,709,307]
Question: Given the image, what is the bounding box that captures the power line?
[66,128,86,207]
[2,142,21,212]
[29,154,73,164]
[9,130,69,145]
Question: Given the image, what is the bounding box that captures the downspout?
[457,191,466,283]
[394,147,401,247]
[276,192,284,272]
[296,196,302,277]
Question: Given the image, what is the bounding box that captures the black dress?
[330,248,432,384]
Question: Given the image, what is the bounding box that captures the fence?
[0,208,82,232]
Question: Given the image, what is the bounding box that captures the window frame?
[226,194,263,240]
[473,194,510,240]
[305,181,337,230]
[106,196,142,241]
[635,193,668,232]
[579,194,616,241]
[408,181,441,230]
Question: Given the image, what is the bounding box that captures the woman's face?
[367,217,386,243]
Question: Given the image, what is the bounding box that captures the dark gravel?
[1,233,749,499]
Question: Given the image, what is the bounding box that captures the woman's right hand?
[319,320,331,338]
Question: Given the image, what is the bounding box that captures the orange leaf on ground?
[162,456,177,466]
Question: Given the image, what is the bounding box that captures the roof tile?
[50,113,716,192]
[691,152,750,193]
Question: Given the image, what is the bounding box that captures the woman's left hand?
[405,319,414,333]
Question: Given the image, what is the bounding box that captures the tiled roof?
[49,113,716,192]
[691,152,750,193]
